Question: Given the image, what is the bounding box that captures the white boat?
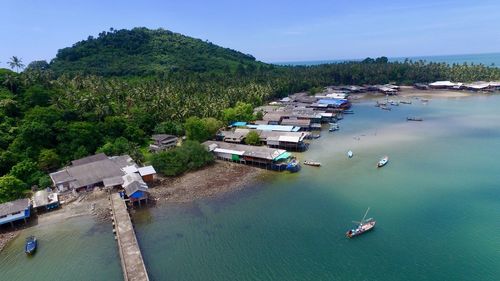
[347,150,353,158]
[377,156,389,167]
[303,160,321,167]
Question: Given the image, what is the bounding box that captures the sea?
[1,94,500,280]
[275,52,500,67]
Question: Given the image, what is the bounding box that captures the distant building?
[149,134,178,152]
[0,199,31,227]
[429,81,463,89]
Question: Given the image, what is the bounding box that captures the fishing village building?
[203,141,294,171]
[217,129,309,151]
[0,199,31,228]
[149,134,179,152]
[32,190,59,212]
[49,153,156,206]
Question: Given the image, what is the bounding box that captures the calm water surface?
[1,94,499,281]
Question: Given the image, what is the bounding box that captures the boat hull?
[346,221,376,238]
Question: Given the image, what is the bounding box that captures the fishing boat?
[377,156,389,167]
[329,123,339,132]
[25,236,37,255]
[347,150,353,158]
[380,106,391,111]
[311,134,321,139]
[407,117,423,121]
[286,159,301,173]
[346,208,376,238]
[400,100,412,104]
[303,160,321,167]
[389,100,399,106]
[343,110,354,114]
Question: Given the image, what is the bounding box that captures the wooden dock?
[110,193,149,281]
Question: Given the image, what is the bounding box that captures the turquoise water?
[275,52,500,67]
[1,95,500,280]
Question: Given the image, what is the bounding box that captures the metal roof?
[71,153,108,166]
[0,198,30,217]
[138,166,156,176]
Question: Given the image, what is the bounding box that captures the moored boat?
[343,110,354,114]
[380,105,391,111]
[303,160,321,167]
[377,156,389,167]
[347,150,353,158]
[286,159,301,173]
[346,208,376,238]
[25,236,37,255]
[407,117,423,121]
[329,123,339,132]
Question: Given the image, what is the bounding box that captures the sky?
[1,0,500,67]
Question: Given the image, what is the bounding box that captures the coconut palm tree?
[8,56,24,72]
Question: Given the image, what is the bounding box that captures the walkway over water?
[110,193,149,281]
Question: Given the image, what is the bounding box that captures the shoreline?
[0,161,264,253]
[351,87,473,100]
[148,160,265,204]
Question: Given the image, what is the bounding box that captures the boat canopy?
[273,152,291,161]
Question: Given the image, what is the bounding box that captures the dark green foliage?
[151,140,213,177]
[9,160,43,187]
[154,121,184,136]
[0,175,27,203]
[50,28,260,77]
[38,149,60,172]
[223,102,255,124]
[245,131,261,146]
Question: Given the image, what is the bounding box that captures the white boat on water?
[347,150,353,158]
[377,156,389,167]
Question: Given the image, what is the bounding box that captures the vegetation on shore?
[1,27,500,203]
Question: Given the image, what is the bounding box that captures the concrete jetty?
[110,193,149,281]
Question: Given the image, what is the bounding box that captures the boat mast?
[360,207,370,224]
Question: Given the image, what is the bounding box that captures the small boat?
[421,98,429,102]
[400,100,412,104]
[25,236,37,255]
[377,156,389,167]
[286,159,301,173]
[329,123,339,132]
[380,106,391,111]
[343,110,354,114]
[303,160,321,167]
[389,100,399,106]
[347,150,353,158]
[346,208,376,238]
[407,117,423,121]
[311,134,321,139]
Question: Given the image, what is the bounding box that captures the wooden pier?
[110,193,149,281]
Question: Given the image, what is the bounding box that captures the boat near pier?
[303,160,321,167]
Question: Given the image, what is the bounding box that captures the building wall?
[142,174,154,183]
[0,209,30,225]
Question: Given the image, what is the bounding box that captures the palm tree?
[8,56,24,72]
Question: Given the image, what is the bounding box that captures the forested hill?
[50,27,263,76]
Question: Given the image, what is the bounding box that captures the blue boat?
[25,236,37,255]
[286,159,301,173]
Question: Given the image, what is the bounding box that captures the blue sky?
[1,0,499,67]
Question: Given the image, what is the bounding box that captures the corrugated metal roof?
[138,166,156,176]
[0,199,30,217]
[214,148,245,155]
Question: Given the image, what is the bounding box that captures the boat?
[400,100,412,104]
[389,100,399,106]
[421,98,429,102]
[343,110,354,114]
[347,150,353,158]
[303,160,321,167]
[380,106,391,111]
[286,159,301,173]
[407,117,423,121]
[25,236,37,255]
[311,134,321,139]
[329,123,339,132]
[346,208,376,238]
[377,156,389,167]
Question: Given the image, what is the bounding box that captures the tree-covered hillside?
[50,27,263,76]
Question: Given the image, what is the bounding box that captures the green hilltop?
[50,27,264,76]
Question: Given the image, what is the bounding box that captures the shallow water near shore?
[1,94,500,280]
